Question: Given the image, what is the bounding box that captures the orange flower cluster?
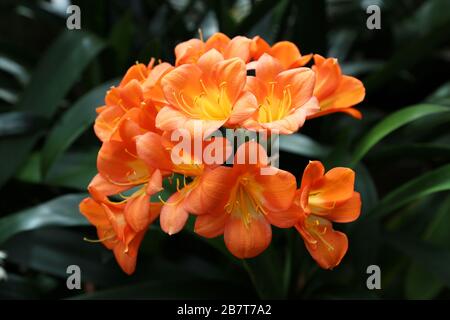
[79,33,365,274]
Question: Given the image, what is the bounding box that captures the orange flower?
[94,60,172,142]
[136,131,231,235]
[289,161,361,269]
[157,49,257,136]
[79,196,161,274]
[308,54,365,119]
[250,36,312,69]
[97,108,167,187]
[194,142,298,258]
[175,32,252,66]
[242,54,319,134]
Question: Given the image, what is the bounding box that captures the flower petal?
[255,53,283,83]
[175,38,204,65]
[224,215,272,259]
[194,211,228,238]
[213,57,246,103]
[253,168,297,212]
[269,41,302,69]
[228,91,258,125]
[184,166,234,215]
[310,167,355,203]
[125,193,152,232]
[324,192,361,223]
[296,215,348,269]
[275,67,315,109]
[160,191,190,235]
[113,231,145,275]
[79,197,110,227]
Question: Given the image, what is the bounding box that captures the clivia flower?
[80,32,366,274]
[289,161,361,269]
[242,54,319,134]
[194,142,298,258]
[156,49,257,136]
[308,54,365,119]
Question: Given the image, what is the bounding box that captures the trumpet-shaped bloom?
[79,196,161,274]
[175,32,252,66]
[242,54,319,134]
[250,37,312,69]
[157,49,258,136]
[193,142,298,258]
[309,54,365,119]
[136,131,231,235]
[288,161,361,269]
[94,61,172,142]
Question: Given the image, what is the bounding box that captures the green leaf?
[366,143,450,162]
[0,194,88,245]
[364,0,450,91]
[41,80,117,175]
[0,111,46,137]
[242,246,284,299]
[0,54,29,86]
[367,164,450,220]
[405,195,450,298]
[17,150,97,190]
[18,31,105,118]
[235,0,279,35]
[386,233,450,289]
[0,31,105,187]
[279,134,330,159]
[351,104,450,164]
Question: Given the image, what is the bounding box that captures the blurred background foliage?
[0,0,449,299]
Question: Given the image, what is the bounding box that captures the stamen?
[83,233,116,243]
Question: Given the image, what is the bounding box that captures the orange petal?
[265,203,301,228]
[97,140,149,185]
[194,211,228,238]
[79,197,110,227]
[175,38,204,66]
[184,166,234,215]
[119,79,143,109]
[94,105,125,142]
[324,192,361,223]
[88,174,131,203]
[270,41,302,69]
[155,106,226,137]
[300,160,325,189]
[227,91,258,125]
[312,54,341,101]
[224,215,272,259]
[310,167,355,204]
[255,53,284,83]
[212,57,246,104]
[256,97,318,134]
[161,64,203,109]
[297,215,348,269]
[224,36,251,62]
[160,191,189,235]
[205,32,231,53]
[233,141,269,169]
[113,231,145,275]
[253,168,297,212]
[124,193,152,232]
[120,63,148,86]
[275,67,315,109]
[245,76,268,103]
[319,75,365,112]
[250,36,271,60]
[197,48,224,75]
[136,132,173,172]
